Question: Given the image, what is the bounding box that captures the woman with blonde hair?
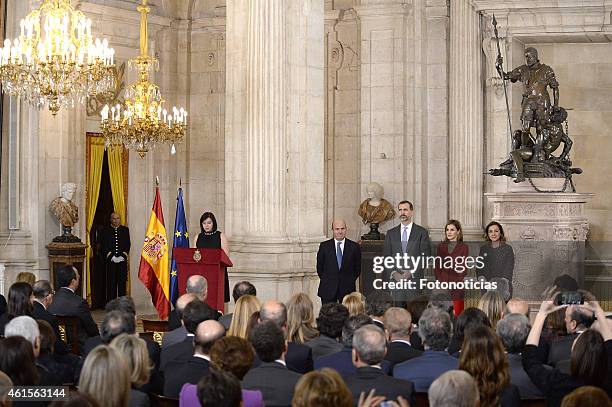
[459,326,520,407]
[292,368,353,407]
[228,295,261,339]
[342,292,365,316]
[110,334,153,407]
[79,345,131,407]
[15,272,36,287]
[287,293,318,343]
[477,291,505,329]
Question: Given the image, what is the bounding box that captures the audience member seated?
[459,326,520,407]
[383,307,423,368]
[505,298,530,318]
[79,345,130,407]
[406,295,430,350]
[0,371,12,407]
[365,291,392,330]
[560,386,612,407]
[47,265,99,353]
[305,302,348,360]
[428,292,455,320]
[522,292,612,407]
[110,334,153,407]
[447,307,491,355]
[0,336,40,386]
[345,325,415,406]
[84,310,135,355]
[15,271,36,286]
[548,304,595,372]
[48,391,100,407]
[393,307,458,392]
[496,313,543,399]
[256,300,313,374]
[287,293,319,344]
[32,280,69,355]
[227,294,261,339]
[0,282,34,335]
[342,292,365,317]
[428,370,479,407]
[160,299,218,370]
[315,314,391,378]
[477,291,505,330]
[168,275,220,330]
[5,315,61,386]
[37,320,76,384]
[491,277,511,302]
[162,293,198,348]
[163,320,225,398]
[197,369,242,407]
[219,281,257,330]
[292,368,353,407]
[243,320,302,407]
[180,336,264,407]
[0,294,5,317]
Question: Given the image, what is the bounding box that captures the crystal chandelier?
[0,0,116,115]
[100,0,187,158]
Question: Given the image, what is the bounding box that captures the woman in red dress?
[434,219,469,316]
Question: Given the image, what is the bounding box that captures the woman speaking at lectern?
[195,212,231,303]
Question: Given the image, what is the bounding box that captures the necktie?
[401,227,408,253]
[336,241,343,269]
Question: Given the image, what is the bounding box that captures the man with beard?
[383,201,432,305]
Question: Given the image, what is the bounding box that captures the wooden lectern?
[173,248,232,312]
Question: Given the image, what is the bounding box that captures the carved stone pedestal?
[485,192,593,300]
[46,242,87,297]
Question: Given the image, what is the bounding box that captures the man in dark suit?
[48,265,99,353]
[257,300,313,374]
[32,280,68,355]
[316,219,361,304]
[305,303,348,360]
[315,314,391,378]
[167,276,221,330]
[243,321,302,406]
[345,325,416,406]
[383,200,432,304]
[162,293,197,348]
[547,304,594,371]
[163,320,225,398]
[384,307,422,368]
[161,299,219,370]
[497,314,543,399]
[100,212,131,300]
[393,307,458,392]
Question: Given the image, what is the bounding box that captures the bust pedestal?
[485,192,593,300]
[359,240,385,296]
[46,242,87,297]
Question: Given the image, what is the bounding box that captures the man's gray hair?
[260,301,288,327]
[33,280,53,300]
[186,275,208,300]
[490,277,511,302]
[429,292,454,315]
[5,316,40,347]
[496,313,530,354]
[353,325,386,365]
[419,307,452,351]
[429,370,479,407]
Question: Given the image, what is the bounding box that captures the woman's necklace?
[203,230,216,235]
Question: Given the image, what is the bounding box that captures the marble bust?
[358,182,395,225]
[50,183,82,243]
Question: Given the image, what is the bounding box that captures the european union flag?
[170,187,189,305]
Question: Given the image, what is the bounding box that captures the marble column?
[225,0,325,304]
[449,0,483,238]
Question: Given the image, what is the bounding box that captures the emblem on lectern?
[193,249,202,262]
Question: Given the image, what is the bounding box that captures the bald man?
[163,319,225,398]
[162,293,198,348]
[316,219,361,303]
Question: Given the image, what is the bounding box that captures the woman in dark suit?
[195,212,230,303]
[478,221,515,293]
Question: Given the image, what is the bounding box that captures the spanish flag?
[138,186,170,319]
